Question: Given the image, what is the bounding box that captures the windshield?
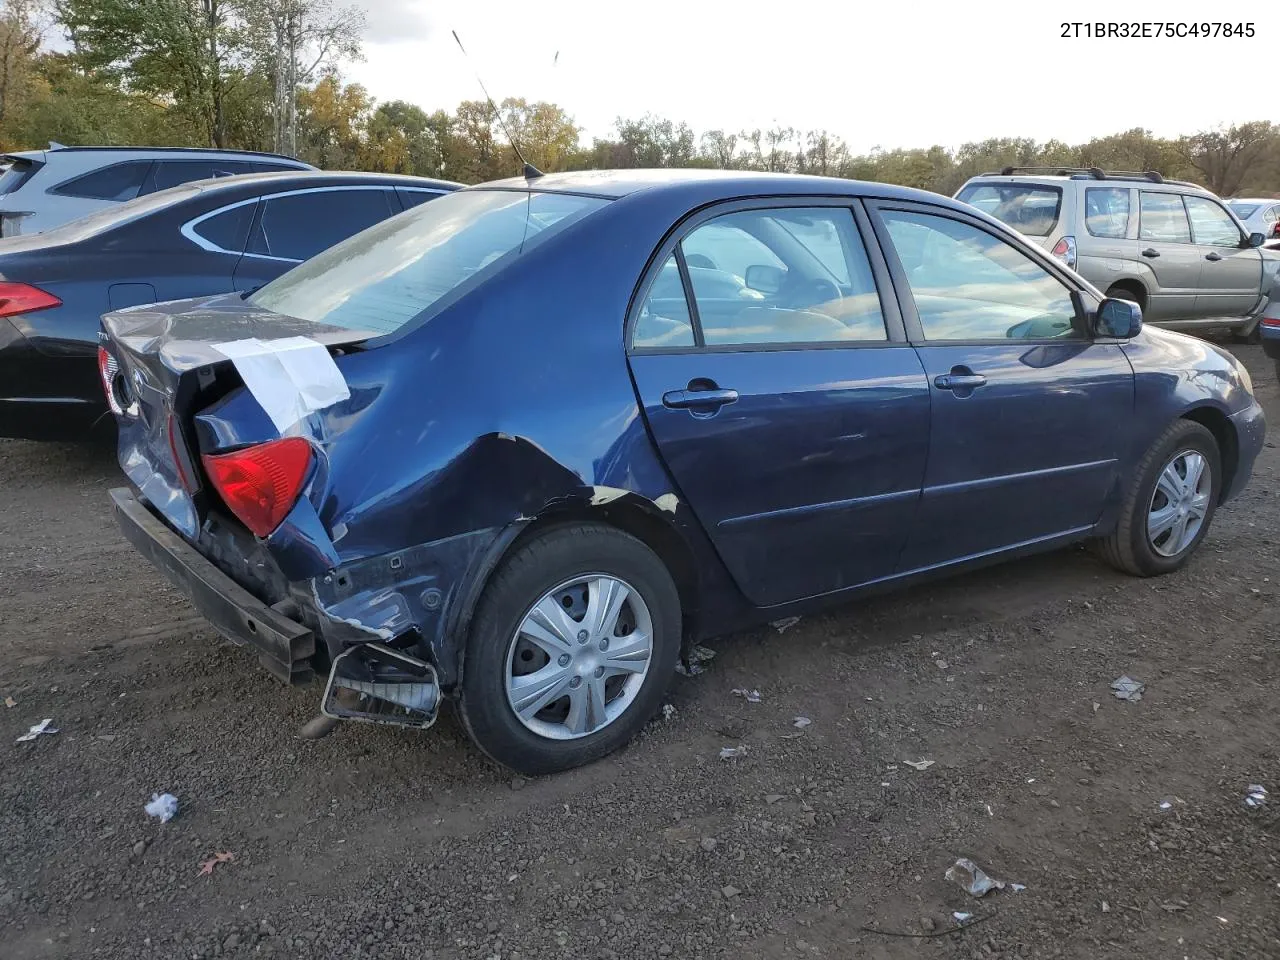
[1228,202,1260,220]
[955,183,1062,237]
[249,189,610,336]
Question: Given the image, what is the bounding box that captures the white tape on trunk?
[211,336,350,433]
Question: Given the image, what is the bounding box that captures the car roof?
[473,167,957,205]
[0,144,313,165]
[1229,197,1276,204]
[171,170,462,194]
[961,172,1213,196]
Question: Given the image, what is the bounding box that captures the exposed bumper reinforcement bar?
[110,487,316,684]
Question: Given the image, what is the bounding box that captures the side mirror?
[744,263,786,295]
[1247,232,1266,248]
[1094,297,1143,339]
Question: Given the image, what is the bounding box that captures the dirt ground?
[2,344,1278,960]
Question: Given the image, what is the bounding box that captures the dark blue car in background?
[101,170,1265,775]
[0,170,458,440]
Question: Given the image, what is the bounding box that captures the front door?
[1135,190,1201,321]
[628,202,931,607]
[868,202,1136,572]
[1184,194,1262,318]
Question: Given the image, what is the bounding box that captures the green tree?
[1178,121,1279,196]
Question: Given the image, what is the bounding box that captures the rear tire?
[1096,420,1221,577]
[1105,283,1144,310]
[458,523,681,776]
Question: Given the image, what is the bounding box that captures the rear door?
[867,200,1135,572]
[1184,194,1261,318]
[1136,190,1200,320]
[232,186,398,293]
[627,199,931,607]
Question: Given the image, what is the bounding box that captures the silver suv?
[0,143,314,236]
[955,167,1277,338]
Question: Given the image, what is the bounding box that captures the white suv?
[0,143,314,236]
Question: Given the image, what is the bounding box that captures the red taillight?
[0,281,60,318]
[1262,317,1280,329]
[201,437,313,538]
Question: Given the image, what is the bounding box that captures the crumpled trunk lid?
[100,292,373,540]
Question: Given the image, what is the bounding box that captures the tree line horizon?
[1,0,1277,199]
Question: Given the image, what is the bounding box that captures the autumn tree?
[1179,121,1279,196]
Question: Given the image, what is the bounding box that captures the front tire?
[459,523,681,776]
[1097,420,1221,577]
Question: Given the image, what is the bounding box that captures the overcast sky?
[348,0,1279,153]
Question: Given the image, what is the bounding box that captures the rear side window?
[1085,188,1131,239]
[397,188,443,210]
[249,189,609,335]
[142,159,254,195]
[633,255,696,348]
[1139,192,1191,243]
[249,188,395,261]
[190,203,255,253]
[51,161,151,201]
[955,183,1061,237]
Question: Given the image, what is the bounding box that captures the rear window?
[955,183,1062,237]
[248,189,610,336]
[1229,202,1260,219]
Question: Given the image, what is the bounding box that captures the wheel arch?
[1105,277,1149,312]
[445,494,702,686]
[1181,404,1238,502]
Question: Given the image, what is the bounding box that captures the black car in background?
[0,171,459,440]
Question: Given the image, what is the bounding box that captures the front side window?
[52,161,151,201]
[954,183,1061,237]
[142,160,252,195]
[1139,191,1192,243]
[250,189,610,335]
[249,189,395,261]
[1184,196,1243,247]
[661,207,886,347]
[1085,187,1131,239]
[881,209,1080,341]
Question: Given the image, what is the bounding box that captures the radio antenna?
[451,30,543,179]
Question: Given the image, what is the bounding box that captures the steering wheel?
[787,276,842,309]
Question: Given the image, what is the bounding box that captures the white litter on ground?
[145,793,179,823]
[902,759,935,772]
[770,616,801,634]
[946,858,1007,897]
[1111,675,1145,701]
[792,716,812,729]
[1245,784,1268,808]
[719,745,747,760]
[731,688,763,703]
[15,718,58,742]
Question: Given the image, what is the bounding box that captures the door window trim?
[625,196,907,355]
[181,184,401,261]
[865,197,1098,346]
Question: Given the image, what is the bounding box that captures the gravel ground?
[1,344,1278,960]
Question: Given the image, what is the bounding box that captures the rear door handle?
[934,374,987,390]
[1205,251,1223,261]
[662,388,739,410]
[1141,248,1161,258]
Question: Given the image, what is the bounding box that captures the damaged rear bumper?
[110,487,316,683]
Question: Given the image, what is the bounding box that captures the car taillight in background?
[1050,236,1077,271]
[201,437,313,538]
[0,281,60,318]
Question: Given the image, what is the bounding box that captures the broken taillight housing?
[201,437,313,538]
[97,346,123,415]
[0,281,60,318]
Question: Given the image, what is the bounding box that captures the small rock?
[1048,799,1061,809]
[611,913,625,924]
[591,880,605,891]
[131,840,147,858]
[700,837,717,852]
[764,794,784,805]
[223,933,241,950]
[510,777,526,792]
[721,885,740,899]
[919,917,936,932]
[658,946,672,957]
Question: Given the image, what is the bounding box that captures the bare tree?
[1178,122,1278,196]
[242,0,363,156]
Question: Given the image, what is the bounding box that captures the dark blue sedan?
[0,170,458,440]
[101,170,1266,775]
